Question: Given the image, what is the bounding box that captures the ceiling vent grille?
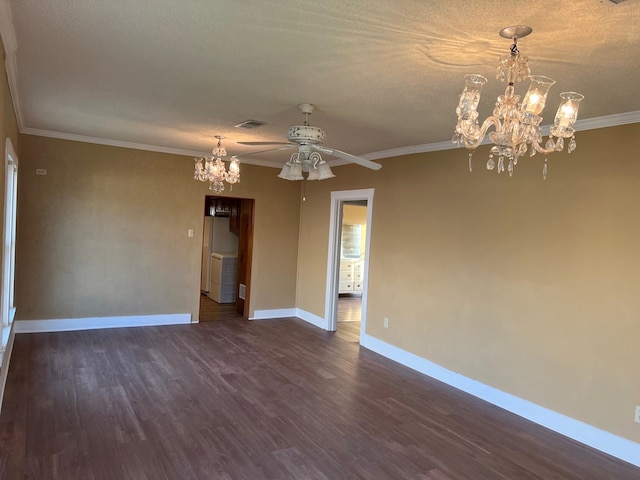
[234,120,266,129]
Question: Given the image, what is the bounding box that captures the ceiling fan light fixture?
[242,103,382,180]
[277,161,292,180]
[288,162,304,180]
[310,160,335,181]
[307,167,320,181]
[278,153,304,181]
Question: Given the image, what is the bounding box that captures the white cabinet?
[339,258,364,293]
[208,253,237,303]
[353,260,364,292]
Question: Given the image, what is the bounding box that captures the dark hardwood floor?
[199,293,242,322]
[1,316,639,479]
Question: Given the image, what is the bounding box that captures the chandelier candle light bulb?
[522,76,555,115]
[452,25,583,179]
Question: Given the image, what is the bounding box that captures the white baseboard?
[295,308,329,330]
[250,308,297,320]
[14,313,192,333]
[361,333,640,468]
[251,308,329,330]
[0,322,16,414]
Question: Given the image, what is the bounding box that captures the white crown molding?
[328,110,640,166]
[573,110,640,131]
[20,109,640,170]
[21,128,282,168]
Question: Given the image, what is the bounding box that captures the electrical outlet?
[187,229,194,238]
[635,405,640,424]
[383,317,389,328]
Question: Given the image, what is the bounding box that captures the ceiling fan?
[238,103,382,180]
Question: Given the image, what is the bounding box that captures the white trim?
[250,308,328,329]
[573,110,640,131]
[251,308,328,329]
[324,189,374,341]
[361,333,640,468]
[328,110,640,165]
[295,308,328,330]
[2,138,18,338]
[250,308,297,320]
[14,313,191,333]
[21,128,283,168]
[18,111,640,170]
[0,321,15,414]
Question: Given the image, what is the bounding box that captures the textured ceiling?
[4,0,640,166]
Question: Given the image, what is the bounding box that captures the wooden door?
[235,199,254,318]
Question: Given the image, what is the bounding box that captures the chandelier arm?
[459,116,501,150]
[510,123,535,148]
[531,138,556,155]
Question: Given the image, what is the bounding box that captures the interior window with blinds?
[341,224,362,258]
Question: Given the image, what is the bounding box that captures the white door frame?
[324,188,374,343]
[1,138,18,353]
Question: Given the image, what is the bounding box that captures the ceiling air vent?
[234,119,266,129]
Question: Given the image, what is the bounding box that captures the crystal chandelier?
[452,26,584,179]
[194,136,240,193]
[277,144,335,181]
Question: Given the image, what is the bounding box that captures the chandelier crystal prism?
[452,26,584,179]
[194,136,240,193]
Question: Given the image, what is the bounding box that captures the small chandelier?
[278,144,335,181]
[194,135,240,193]
[452,26,584,179]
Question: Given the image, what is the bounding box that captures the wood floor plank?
[1,317,639,479]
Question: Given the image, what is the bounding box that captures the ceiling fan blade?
[312,145,382,170]
[237,141,292,146]
[238,144,296,157]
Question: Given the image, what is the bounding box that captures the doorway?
[325,189,374,343]
[199,196,254,322]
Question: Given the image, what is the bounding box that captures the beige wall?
[296,122,640,444]
[16,135,301,320]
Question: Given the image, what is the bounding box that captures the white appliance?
[200,216,238,292]
[208,252,238,303]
